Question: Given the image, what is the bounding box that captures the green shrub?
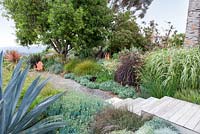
[90,107,146,134]
[49,63,64,74]
[28,53,41,68]
[77,77,136,98]
[44,91,105,134]
[74,60,102,76]
[168,33,185,48]
[98,59,119,72]
[141,48,200,98]
[64,73,76,79]
[86,82,100,89]
[99,81,136,98]
[64,73,135,98]
[174,90,200,104]
[42,56,57,71]
[64,59,81,73]
[135,118,179,134]
[110,129,134,134]
[96,69,114,83]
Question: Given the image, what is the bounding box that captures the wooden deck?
[106,96,200,134]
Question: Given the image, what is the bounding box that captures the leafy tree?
[108,0,153,18]
[1,0,112,58]
[107,12,146,54]
[47,0,84,57]
[71,0,113,58]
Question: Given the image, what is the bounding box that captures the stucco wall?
[184,0,200,47]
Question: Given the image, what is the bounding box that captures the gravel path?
[29,71,116,100]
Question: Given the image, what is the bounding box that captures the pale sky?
[0,0,189,47]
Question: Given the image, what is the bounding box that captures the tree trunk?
[184,0,200,47]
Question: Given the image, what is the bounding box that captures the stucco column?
[184,0,200,47]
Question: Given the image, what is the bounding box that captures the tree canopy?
[1,0,154,58]
[1,0,112,57]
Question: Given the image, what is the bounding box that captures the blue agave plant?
[0,52,65,134]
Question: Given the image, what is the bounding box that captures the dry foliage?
[90,107,146,134]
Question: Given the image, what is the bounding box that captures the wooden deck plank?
[168,102,194,124]
[160,100,185,119]
[106,97,123,105]
[114,98,135,108]
[135,97,159,115]
[141,97,159,108]
[127,98,146,112]
[142,96,169,112]
[148,97,173,114]
[185,109,200,130]
[194,120,200,133]
[154,98,180,117]
[176,104,200,126]
[110,96,200,133]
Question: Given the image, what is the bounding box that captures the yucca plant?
[0,52,65,134]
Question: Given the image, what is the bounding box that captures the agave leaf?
[10,76,41,127]
[3,71,21,132]
[22,115,66,133]
[19,115,66,134]
[0,52,65,134]
[10,92,64,133]
[0,51,3,99]
[11,60,23,78]
[3,70,21,98]
[8,67,30,127]
[10,77,49,129]
[0,100,5,134]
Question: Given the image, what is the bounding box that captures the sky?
[0,0,189,47]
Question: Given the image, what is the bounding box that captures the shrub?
[98,59,119,72]
[114,52,142,88]
[174,90,200,104]
[77,77,136,98]
[96,69,114,83]
[64,74,135,98]
[110,129,134,134]
[28,53,42,68]
[74,60,102,76]
[64,73,76,79]
[64,59,81,73]
[42,56,57,71]
[86,81,100,89]
[168,33,185,48]
[0,52,65,133]
[48,63,64,74]
[90,107,146,134]
[4,50,21,63]
[135,118,179,134]
[44,91,105,134]
[141,48,200,98]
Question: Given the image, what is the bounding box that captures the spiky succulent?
[0,52,65,134]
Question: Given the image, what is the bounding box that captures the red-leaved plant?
[114,52,142,90]
[5,50,21,63]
